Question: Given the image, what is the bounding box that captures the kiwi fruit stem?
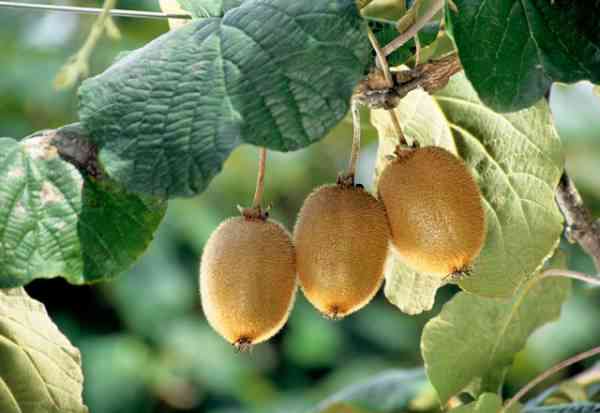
[366,26,394,89]
[239,147,269,221]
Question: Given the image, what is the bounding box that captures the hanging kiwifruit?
[377,145,486,278]
[294,103,390,319]
[294,183,390,319]
[200,149,297,350]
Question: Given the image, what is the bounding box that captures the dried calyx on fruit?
[294,103,391,319]
[378,145,486,279]
[199,148,297,350]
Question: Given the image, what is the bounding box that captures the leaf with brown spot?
[0,135,166,287]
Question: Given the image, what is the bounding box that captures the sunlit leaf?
[422,266,570,403]
[0,288,88,413]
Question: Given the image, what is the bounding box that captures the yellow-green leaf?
[0,288,88,413]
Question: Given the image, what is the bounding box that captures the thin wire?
[0,1,191,19]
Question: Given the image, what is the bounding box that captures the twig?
[555,172,600,272]
[383,0,444,56]
[542,268,600,287]
[366,26,393,87]
[502,346,600,413]
[387,109,408,146]
[252,147,267,209]
[54,0,119,89]
[414,35,422,65]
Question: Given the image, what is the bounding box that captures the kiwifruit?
[200,216,297,350]
[377,146,486,277]
[294,183,390,319]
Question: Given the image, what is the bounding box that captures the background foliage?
[1,0,600,412]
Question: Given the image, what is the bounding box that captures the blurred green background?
[2,2,600,412]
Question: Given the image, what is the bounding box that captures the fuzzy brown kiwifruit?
[377,146,486,278]
[294,184,390,319]
[200,216,297,350]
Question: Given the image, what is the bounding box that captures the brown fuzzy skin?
[378,146,486,276]
[200,217,297,348]
[294,185,390,318]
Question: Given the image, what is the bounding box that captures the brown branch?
[355,53,462,110]
[556,172,600,272]
[502,346,600,413]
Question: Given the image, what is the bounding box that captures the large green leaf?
[421,270,571,404]
[315,369,428,413]
[371,72,564,298]
[0,131,166,287]
[446,0,600,112]
[0,288,88,413]
[79,0,370,197]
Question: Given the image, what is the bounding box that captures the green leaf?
[371,72,564,298]
[175,0,243,17]
[383,251,443,315]
[446,0,600,112]
[0,132,166,287]
[421,269,571,404]
[79,0,370,198]
[524,404,600,413]
[315,369,428,413]
[0,288,88,413]
[450,393,520,413]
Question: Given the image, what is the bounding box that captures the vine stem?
[542,268,600,287]
[502,346,600,413]
[382,0,445,56]
[364,23,409,148]
[366,25,393,87]
[347,100,361,178]
[555,172,600,272]
[54,0,119,89]
[252,147,267,209]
